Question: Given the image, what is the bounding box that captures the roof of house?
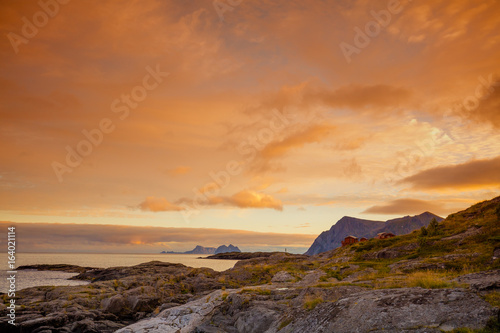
[345,235,358,239]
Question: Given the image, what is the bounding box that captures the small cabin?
[341,235,359,247]
[359,237,368,242]
[375,232,395,240]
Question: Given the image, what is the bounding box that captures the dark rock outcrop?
[17,264,98,273]
[205,251,295,260]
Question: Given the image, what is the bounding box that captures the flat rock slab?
[456,269,500,291]
[116,290,228,333]
[117,286,497,333]
[283,288,497,333]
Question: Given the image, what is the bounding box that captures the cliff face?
[305,217,384,255]
[305,212,443,255]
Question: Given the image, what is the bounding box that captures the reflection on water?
[0,270,89,293]
[0,253,238,293]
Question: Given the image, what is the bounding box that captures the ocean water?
[0,253,238,293]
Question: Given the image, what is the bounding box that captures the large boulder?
[271,271,294,283]
[234,306,279,333]
[456,269,500,291]
[115,290,227,333]
[101,295,127,315]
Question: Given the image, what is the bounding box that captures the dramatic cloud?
[363,199,447,215]
[178,190,283,211]
[225,190,283,211]
[0,0,499,239]
[138,197,185,212]
[400,156,500,190]
[0,222,314,253]
[313,84,413,110]
[255,82,412,117]
[260,124,334,159]
[471,83,500,128]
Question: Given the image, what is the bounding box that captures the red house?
[375,232,395,240]
[359,237,368,242]
[341,236,359,247]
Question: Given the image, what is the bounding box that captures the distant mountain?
[161,245,216,255]
[383,212,442,235]
[160,244,241,254]
[305,217,385,255]
[304,212,443,255]
[184,245,217,254]
[215,244,241,254]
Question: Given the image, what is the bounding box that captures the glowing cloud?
[363,198,447,215]
[138,197,185,212]
[400,156,500,190]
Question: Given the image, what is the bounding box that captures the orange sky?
[1,0,499,252]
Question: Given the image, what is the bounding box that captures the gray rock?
[19,314,67,332]
[116,290,228,333]
[101,294,127,314]
[296,270,326,286]
[70,318,97,333]
[493,247,500,260]
[456,270,500,291]
[234,306,278,333]
[442,226,483,241]
[127,295,160,312]
[271,271,294,283]
[281,288,497,333]
[93,320,126,332]
[32,327,55,333]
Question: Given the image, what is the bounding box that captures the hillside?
[305,212,443,255]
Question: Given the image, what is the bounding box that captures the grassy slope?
[227,196,499,285]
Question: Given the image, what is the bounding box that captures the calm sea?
[0,253,238,293]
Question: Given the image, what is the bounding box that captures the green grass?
[240,288,272,295]
[482,291,500,308]
[278,317,293,330]
[303,296,324,310]
[321,268,344,281]
[405,271,457,289]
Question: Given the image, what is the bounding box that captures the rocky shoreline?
[1,198,500,332]
[17,264,99,274]
[1,257,499,332]
[203,251,304,260]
